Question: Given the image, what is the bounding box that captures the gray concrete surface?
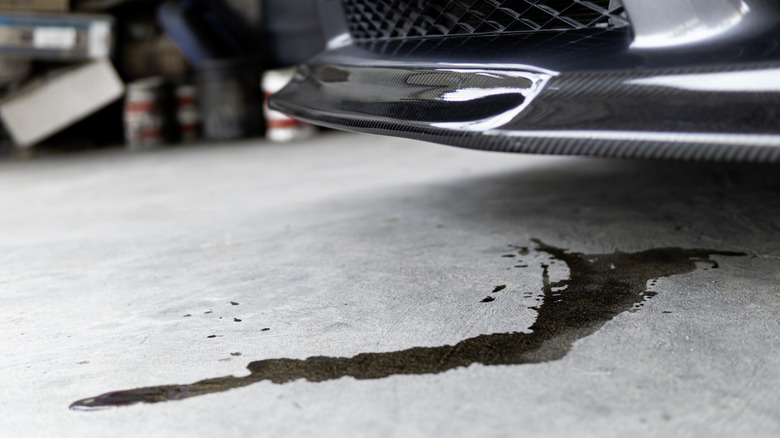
[1,132,779,437]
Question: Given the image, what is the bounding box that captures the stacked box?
[0,12,112,60]
[0,1,123,149]
[0,0,69,12]
[0,59,124,147]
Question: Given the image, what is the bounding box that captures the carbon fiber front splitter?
[270,56,780,162]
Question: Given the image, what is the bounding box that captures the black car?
[270,0,780,161]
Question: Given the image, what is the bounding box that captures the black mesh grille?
[343,0,628,40]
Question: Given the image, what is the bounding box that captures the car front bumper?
[270,0,780,162]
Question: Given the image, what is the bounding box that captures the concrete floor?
[1,132,779,437]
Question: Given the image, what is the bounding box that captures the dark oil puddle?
[70,240,743,411]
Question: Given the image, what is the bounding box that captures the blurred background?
[0,0,325,157]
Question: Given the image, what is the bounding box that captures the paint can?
[174,82,200,142]
[124,77,168,150]
[262,68,315,142]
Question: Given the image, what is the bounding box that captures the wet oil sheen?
[70,240,742,411]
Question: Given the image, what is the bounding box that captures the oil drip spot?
[70,240,743,411]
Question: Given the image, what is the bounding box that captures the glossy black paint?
[332,26,780,73]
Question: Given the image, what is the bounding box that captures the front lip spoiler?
[270,59,780,162]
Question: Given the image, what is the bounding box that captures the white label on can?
[33,27,76,50]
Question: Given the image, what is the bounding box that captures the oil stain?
[70,240,742,411]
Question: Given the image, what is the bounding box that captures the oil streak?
[70,240,742,411]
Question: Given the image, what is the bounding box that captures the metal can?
[262,68,315,143]
[174,83,200,143]
[124,77,167,150]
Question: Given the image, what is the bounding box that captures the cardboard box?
[0,12,112,60]
[0,0,68,12]
[0,59,124,147]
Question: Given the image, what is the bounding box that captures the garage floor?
[2,132,779,437]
